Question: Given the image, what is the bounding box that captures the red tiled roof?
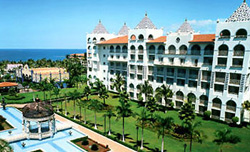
[189,34,215,43]
[70,53,85,57]
[147,36,166,43]
[98,35,128,44]
[0,82,18,88]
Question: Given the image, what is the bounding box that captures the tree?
[0,139,12,152]
[213,128,241,152]
[76,99,83,120]
[104,109,116,135]
[179,99,196,123]
[81,99,90,124]
[88,99,103,129]
[68,90,81,119]
[83,86,91,101]
[99,86,109,105]
[94,78,104,90]
[53,87,61,110]
[154,115,174,152]
[139,80,153,107]
[242,100,250,110]
[111,73,125,93]
[63,92,68,115]
[38,78,49,100]
[116,97,133,142]
[155,84,173,107]
[136,108,150,149]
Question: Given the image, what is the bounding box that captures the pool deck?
[3,104,135,152]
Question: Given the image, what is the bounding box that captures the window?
[168,45,176,54]
[180,58,185,65]
[103,70,106,73]
[149,45,155,54]
[179,45,187,55]
[138,34,144,40]
[122,46,128,53]
[220,29,230,38]
[100,37,105,41]
[110,46,114,52]
[116,46,121,53]
[235,29,247,38]
[191,45,201,55]
[130,74,135,79]
[176,37,180,43]
[218,44,229,56]
[169,58,174,64]
[103,54,106,57]
[103,47,106,49]
[148,34,153,40]
[130,55,135,60]
[103,62,106,65]
[148,75,154,82]
[204,45,214,55]
[177,79,185,86]
[158,45,165,54]
[233,44,245,56]
[130,35,136,40]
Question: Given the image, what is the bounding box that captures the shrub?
[81,138,89,145]
[203,111,211,120]
[0,124,4,130]
[91,144,98,151]
[232,116,239,124]
[5,94,25,100]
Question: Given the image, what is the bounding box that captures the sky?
[0,0,244,49]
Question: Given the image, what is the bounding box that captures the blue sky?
[0,0,243,49]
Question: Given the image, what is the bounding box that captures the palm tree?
[0,139,12,152]
[76,99,82,120]
[116,98,133,142]
[94,78,104,90]
[179,99,196,123]
[63,92,68,115]
[155,84,173,107]
[139,80,153,107]
[213,128,241,152]
[88,99,103,129]
[154,115,174,152]
[81,99,90,124]
[104,109,116,135]
[39,78,49,100]
[99,86,109,105]
[83,86,91,101]
[136,108,150,149]
[111,73,125,93]
[68,90,81,119]
[53,87,61,109]
[184,121,204,152]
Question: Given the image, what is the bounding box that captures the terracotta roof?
[189,34,215,43]
[97,35,128,44]
[70,53,85,57]
[0,82,18,88]
[147,36,166,43]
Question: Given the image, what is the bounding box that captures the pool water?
[0,107,86,152]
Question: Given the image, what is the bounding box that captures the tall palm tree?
[139,80,153,107]
[94,78,104,90]
[68,90,81,119]
[81,99,90,124]
[104,109,116,135]
[155,84,173,107]
[0,139,12,152]
[88,99,103,129]
[136,108,150,149]
[99,86,109,105]
[39,78,49,100]
[83,86,91,101]
[111,73,125,93]
[213,128,241,152]
[63,92,68,115]
[154,115,174,152]
[76,99,82,120]
[116,98,133,142]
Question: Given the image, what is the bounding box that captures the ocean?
[0,49,86,61]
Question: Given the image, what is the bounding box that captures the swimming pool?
[0,107,87,152]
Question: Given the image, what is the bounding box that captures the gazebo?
[22,100,56,140]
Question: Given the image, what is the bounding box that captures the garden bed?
[31,149,44,152]
[71,136,110,152]
[0,115,14,131]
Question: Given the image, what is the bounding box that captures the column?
[38,121,42,140]
[220,103,226,121]
[195,98,199,113]
[26,121,30,139]
[22,120,25,132]
[49,119,53,137]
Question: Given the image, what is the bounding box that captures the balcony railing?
[189,74,198,79]
[212,103,221,109]
[148,70,153,75]
[177,73,186,77]
[203,62,212,66]
[131,50,135,53]
[169,50,176,55]
[235,35,247,38]
[200,100,208,105]
[202,76,210,81]
[226,105,236,112]
[157,51,164,54]
[233,51,244,56]
[149,50,155,54]
[230,79,240,85]
[215,77,225,83]
[218,50,228,56]
[217,64,227,67]
[129,88,134,92]
[130,69,135,73]
[138,50,144,54]
[167,72,174,76]
[231,64,242,68]
[204,51,213,55]
[211,115,220,120]
[137,70,143,74]
[176,95,184,100]
[179,50,187,55]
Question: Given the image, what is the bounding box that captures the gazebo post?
[26,121,30,139]
[49,119,53,137]
[22,119,25,131]
[38,121,42,140]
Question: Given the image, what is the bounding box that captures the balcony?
[233,51,244,56]
[179,50,187,55]
[202,76,210,81]
[137,70,143,74]
[189,74,198,79]
[138,50,144,54]
[215,77,225,83]
[229,79,240,85]
[204,51,213,55]
[169,50,176,55]
[226,106,236,112]
[212,103,221,109]
[167,72,174,76]
[218,50,228,56]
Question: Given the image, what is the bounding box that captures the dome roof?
[23,102,54,118]
[135,13,157,29]
[118,23,129,35]
[226,0,250,22]
[177,19,194,33]
[92,20,109,34]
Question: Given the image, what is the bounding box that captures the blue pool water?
[0,107,86,152]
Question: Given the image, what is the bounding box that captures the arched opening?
[129,83,134,92]
[187,93,196,103]
[233,44,245,56]
[93,37,97,43]
[218,44,228,56]
[176,91,184,100]
[87,38,91,43]
[88,46,91,50]
[116,46,121,53]
[226,100,236,112]
[149,45,155,54]
[148,34,153,40]
[93,46,96,50]
[138,34,144,40]
[131,35,136,40]
[204,45,214,55]
[179,45,187,55]
[100,37,105,41]
[110,45,114,53]
[136,85,141,93]
[130,45,135,53]
[199,95,208,105]
[191,45,201,55]
[138,45,144,53]
[236,29,247,38]
[220,29,231,38]
[212,98,222,109]
[122,46,128,53]
[158,45,165,54]
[168,45,176,54]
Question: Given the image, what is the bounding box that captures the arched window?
[122,46,128,53]
[204,44,214,55]
[110,45,114,53]
[131,35,136,40]
[129,83,134,89]
[226,100,236,112]
[236,29,247,38]
[168,45,176,54]
[212,98,222,109]
[93,37,97,43]
[100,37,105,41]
[88,46,91,50]
[87,37,91,43]
[138,34,144,40]
[93,46,96,50]
[138,45,144,51]
[136,85,141,92]
[179,45,187,55]
[218,44,229,56]
[176,91,184,101]
[148,34,153,40]
[130,45,135,53]
[149,45,155,54]
[199,95,208,105]
[187,93,196,103]
[158,45,165,54]
[116,46,121,53]
[191,45,201,55]
[233,44,245,56]
[220,29,230,38]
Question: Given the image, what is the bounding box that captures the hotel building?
[86,1,250,123]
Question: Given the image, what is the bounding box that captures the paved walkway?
[3,104,135,152]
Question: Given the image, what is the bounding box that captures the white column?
[22,120,25,132]
[195,98,199,113]
[26,121,30,139]
[38,121,42,140]
[49,119,53,137]
[220,104,226,121]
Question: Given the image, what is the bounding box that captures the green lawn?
[53,92,250,152]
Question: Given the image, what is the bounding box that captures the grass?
[53,92,250,152]
[0,120,13,131]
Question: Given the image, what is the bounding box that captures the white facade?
[86,1,250,123]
